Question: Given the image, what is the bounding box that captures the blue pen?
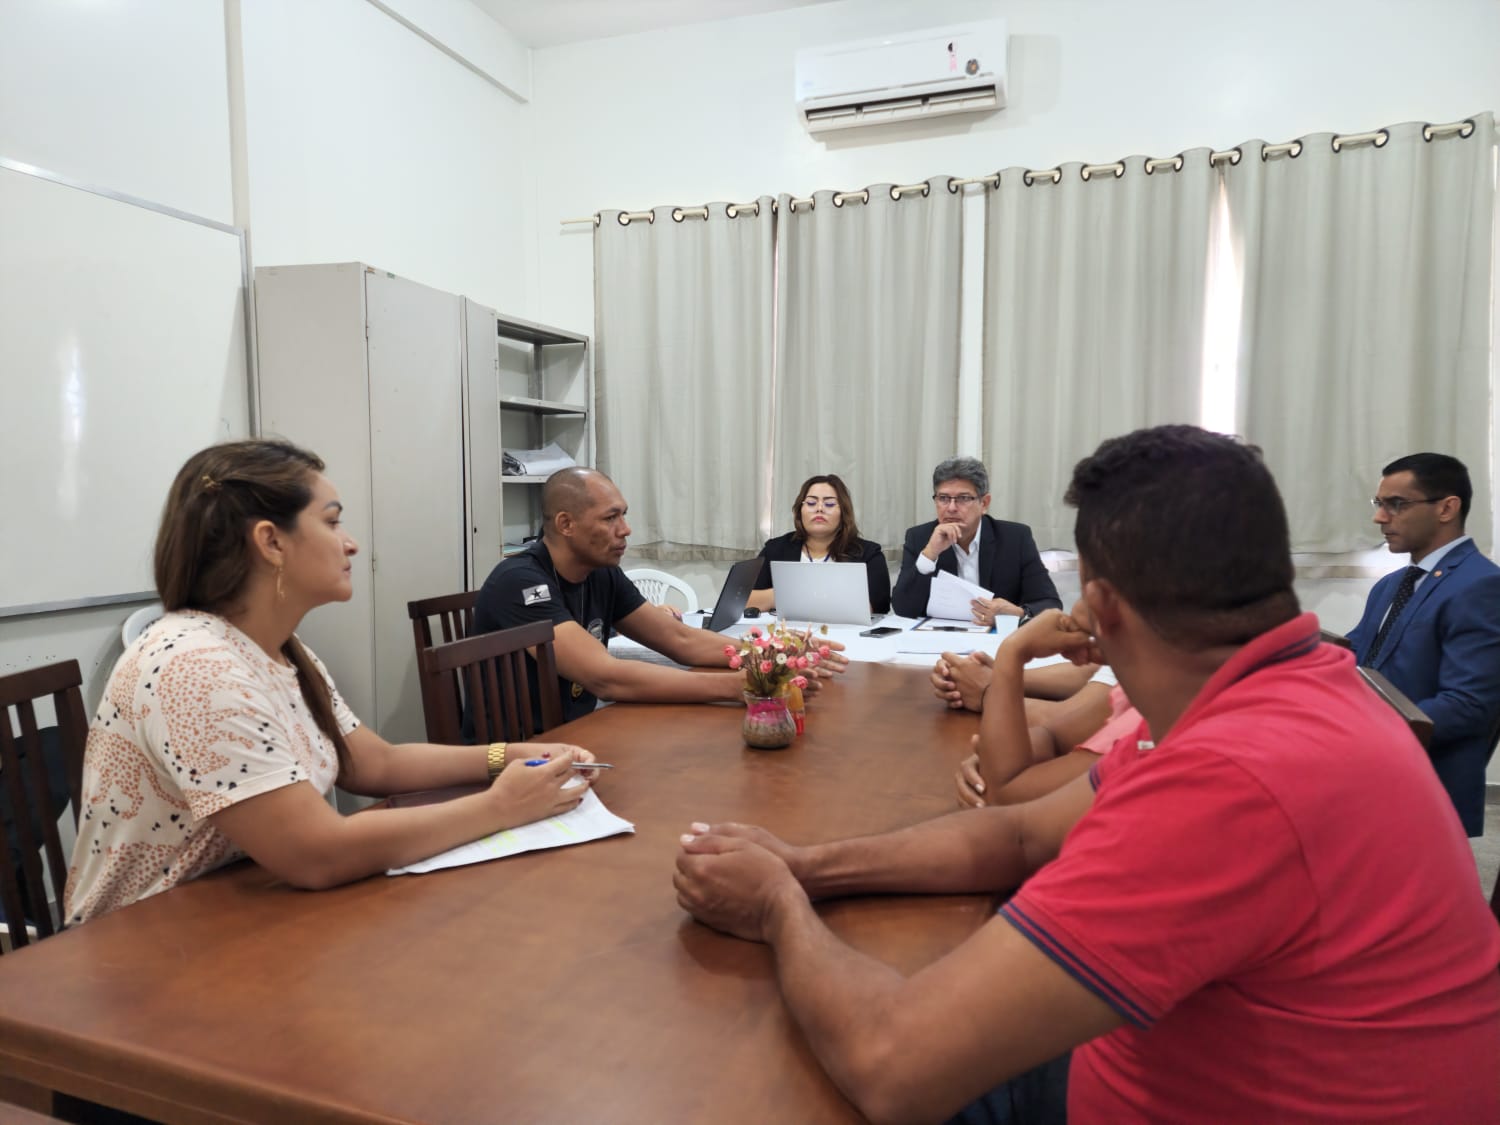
[524,758,613,769]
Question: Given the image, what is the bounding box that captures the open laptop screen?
[770,561,871,627]
[704,557,765,632]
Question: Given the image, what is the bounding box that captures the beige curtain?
[773,176,962,553]
[981,154,1216,550]
[594,199,775,559]
[1226,114,1496,552]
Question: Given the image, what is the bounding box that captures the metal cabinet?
[255,263,484,746]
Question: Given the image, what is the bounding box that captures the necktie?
[1363,565,1425,665]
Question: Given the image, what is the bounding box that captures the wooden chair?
[420,621,563,745]
[0,660,88,952]
[408,590,479,744]
[1356,667,1434,749]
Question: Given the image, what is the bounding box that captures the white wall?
[0,0,535,718]
[241,0,531,313]
[0,0,236,707]
[0,0,233,221]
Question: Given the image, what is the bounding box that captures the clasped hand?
[674,822,806,943]
[1006,606,1102,667]
[930,604,1103,711]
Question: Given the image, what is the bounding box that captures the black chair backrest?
[0,660,89,950]
[421,621,562,745]
[408,591,479,744]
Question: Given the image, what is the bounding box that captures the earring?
[275,565,286,602]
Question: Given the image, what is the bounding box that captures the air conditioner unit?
[794,20,1007,135]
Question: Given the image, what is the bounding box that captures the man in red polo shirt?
[675,425,1500,1124]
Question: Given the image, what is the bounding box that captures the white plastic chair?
[121,602,165,647]
[625,569,700,614]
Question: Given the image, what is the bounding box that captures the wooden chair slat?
[0,659,88,952]
[419,621,563,747]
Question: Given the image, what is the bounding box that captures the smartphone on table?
[859,626,902,638]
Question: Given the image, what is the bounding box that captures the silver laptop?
[770,561,872,627]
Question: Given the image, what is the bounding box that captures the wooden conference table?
[0,663,993,1124]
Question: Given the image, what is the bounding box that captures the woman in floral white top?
[66,439,593,924]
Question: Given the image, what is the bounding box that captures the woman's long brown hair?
[154,439,351,771]
[791,474,864,561]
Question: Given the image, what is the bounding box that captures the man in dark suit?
[1347,453,1500,836]
[891,456,1061,622]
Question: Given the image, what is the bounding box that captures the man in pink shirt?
[675,425,1500,1125]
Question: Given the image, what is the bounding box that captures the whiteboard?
[0,162,248,614]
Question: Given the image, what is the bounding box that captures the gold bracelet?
[487,741,508,780]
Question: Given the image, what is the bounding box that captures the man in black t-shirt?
[476,468,800,726]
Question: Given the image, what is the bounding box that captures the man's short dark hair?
[1382,452,1472,526]
[1065,425,1299,649]
[932,457,988,498]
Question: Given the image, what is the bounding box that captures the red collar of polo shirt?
[1156,612,1324,748]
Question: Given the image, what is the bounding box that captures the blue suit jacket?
[1347,538,1500,835]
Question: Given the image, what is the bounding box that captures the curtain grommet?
[671,208,685,223]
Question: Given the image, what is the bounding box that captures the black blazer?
[754,532,892,615]
[891,515,1061,619]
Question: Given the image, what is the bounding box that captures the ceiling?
[471,0,842,49]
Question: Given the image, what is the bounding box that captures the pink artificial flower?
[728,655,742,670]
[795,656,808,669]
[808,652,820,666]
[723,644,737,657]
[819,645,831,657]
[760,660,774,674]
[749,626,762,639]
[791,675,808,689]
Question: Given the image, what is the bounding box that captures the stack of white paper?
[387,789,634,875]
[926,569,994,623]
[503,440,576,476]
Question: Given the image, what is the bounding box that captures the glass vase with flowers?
[725,623,831,749]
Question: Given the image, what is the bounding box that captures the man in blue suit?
[1347,453,1500,836]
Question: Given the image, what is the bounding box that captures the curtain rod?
[560,116,1480,225]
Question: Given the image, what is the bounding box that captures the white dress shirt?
[915,520,984,587]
